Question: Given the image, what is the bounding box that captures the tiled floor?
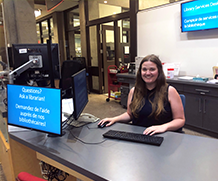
[183,128,213,138]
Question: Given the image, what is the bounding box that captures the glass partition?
[73,14,80,27]
[42,20,49,43]
[65,7,80,59]
[37,18,54,44]
[118,18,130,65]
[88,0,129,21]
[36,23,41,43]
[75,33,81,57]
[50,18,54,43]
[67,8,80,31]
[89,26,99,90]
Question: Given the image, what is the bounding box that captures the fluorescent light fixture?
[34,9,41,17]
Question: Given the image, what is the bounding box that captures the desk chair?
[59,60,84,98]
[72,57,86,69]
[16,172,46,181]
[180,94,186,111]
[177,94,186,133]
[72,57,90,93]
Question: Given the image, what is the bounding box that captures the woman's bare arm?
[143,86,185,135]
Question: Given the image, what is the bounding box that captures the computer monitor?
[71,68,88,120]
[7,84,63,136]
[60,59,85,99]
[7,47,13,68]
[11,43,60,85]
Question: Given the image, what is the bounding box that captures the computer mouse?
[98,121,109,128]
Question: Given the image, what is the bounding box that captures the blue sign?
[181,0,218,32]
[7,84,62,135]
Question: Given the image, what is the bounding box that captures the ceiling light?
[34,9,41,17]
[104,1,107,3]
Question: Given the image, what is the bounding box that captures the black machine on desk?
[9,43,60,86]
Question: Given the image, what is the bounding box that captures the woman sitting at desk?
[98,54,185,135]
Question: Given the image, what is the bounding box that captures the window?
[42,20,49,43]
[36,18,54,44]
[75,33,81,57]
[36,23,41,44]
[65,6,80,58]
[88,0,129,21]
[67,8,80,31]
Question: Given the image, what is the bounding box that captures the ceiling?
[34,0,79,19]
[34,0,45,5]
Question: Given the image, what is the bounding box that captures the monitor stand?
[67,113,99,127]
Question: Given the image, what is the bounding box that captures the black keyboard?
[103,130,164,146]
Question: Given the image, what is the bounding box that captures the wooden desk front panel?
[9,137,42,178]
[9,137,78,181]
[0,131,15,181]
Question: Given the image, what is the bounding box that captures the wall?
[3,0,37,45]
[0,24,6,67]
[52,12,66,65]
[139,0,170,10]
[35,0,78,20]
[137,1,218,78]
[99,3,121,18]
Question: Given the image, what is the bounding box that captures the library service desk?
[3,121,218,181]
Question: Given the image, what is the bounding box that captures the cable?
[62,113,74,129]
[39,161,69,181]
[69,128,107,145]
[3,98,7,107]
[0,60,8,70]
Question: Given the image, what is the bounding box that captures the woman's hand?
[143,125,168,136]
[98,118,115,127]
[98,111,132,128]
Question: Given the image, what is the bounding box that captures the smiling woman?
[140,61,159,90]
[99,54,185,136]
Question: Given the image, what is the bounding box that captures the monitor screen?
[7,84,62,136]
[181,0,218,32]
[72,69,88,120]
[12,43,60,85]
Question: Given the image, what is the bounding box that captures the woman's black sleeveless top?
[132,86,173,127]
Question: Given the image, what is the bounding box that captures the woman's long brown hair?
[129,54,168,119]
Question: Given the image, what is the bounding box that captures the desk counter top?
[8,122,218,181]
[117,73,218,88]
